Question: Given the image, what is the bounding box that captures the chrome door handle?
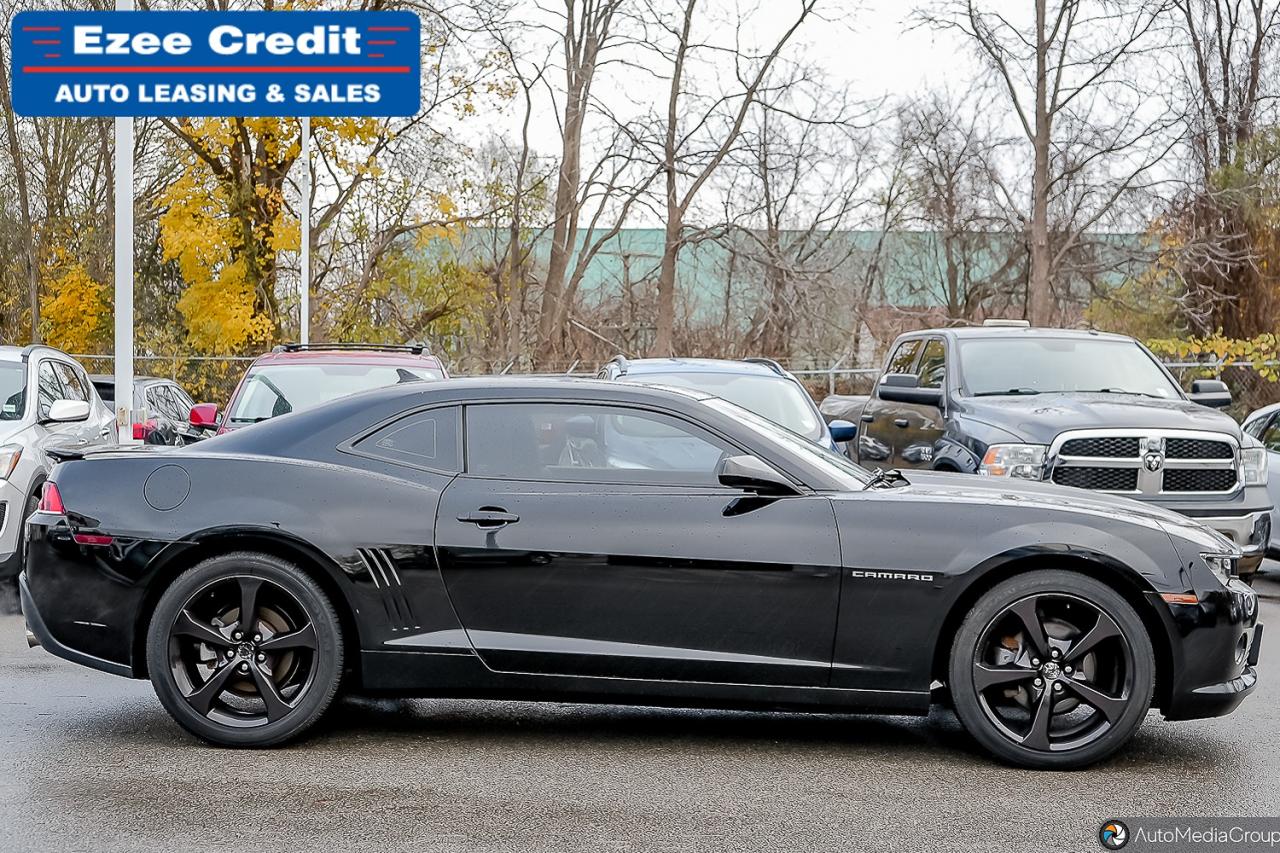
[456,510,520,529]
[860,414,874,423]
[893,418,909,428]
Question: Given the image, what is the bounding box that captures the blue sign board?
[11,10,421,117]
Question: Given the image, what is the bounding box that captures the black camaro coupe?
[20,379,1262,768]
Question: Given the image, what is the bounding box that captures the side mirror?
[877,373,944,407]
[45,399,90,423]
[1189,379,1231,409]
[716,454,800,496]
[189,403,220,430]
[828,419,857,443]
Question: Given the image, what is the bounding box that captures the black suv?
[821,323,1272,577]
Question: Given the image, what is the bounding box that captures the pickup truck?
[821,322,1273,578]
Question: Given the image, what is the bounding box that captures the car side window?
[36,362,65,420]
[353,407,461,473]
[170,385,196,417]
[156,386,183,420]
[917,339,947,390]
[885,339,922,375]
[52,362,88,402]
[465,402,735,486]
[1244,414,1271,440]
[1259,420,1280,453]
[144,387,164,418]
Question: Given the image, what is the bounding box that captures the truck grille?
[1049,431,1239,496]
[1060,437,1139,458]
[1052,467,1139,491]
[1165,438,1234,459]
[1163,469,1238,492]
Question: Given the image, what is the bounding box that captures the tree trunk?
[653,209,680,357]
[1027,0,1053,326]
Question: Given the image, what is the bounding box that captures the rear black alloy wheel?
[949,571,1154,769]
[146,552,343,747]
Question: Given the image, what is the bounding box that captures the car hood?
[843,468,1197,532]
[957,393,1240,444]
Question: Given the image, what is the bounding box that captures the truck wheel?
[949,570,1155,769]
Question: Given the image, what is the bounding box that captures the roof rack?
[607,354,630,376]
[980,319,1031,328]
[743,357,786,376]
[271,342,429,355]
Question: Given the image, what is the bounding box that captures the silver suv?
[0,345,116,610]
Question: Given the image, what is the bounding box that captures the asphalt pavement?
[1,574,1279,853]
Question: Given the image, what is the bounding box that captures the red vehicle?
[189,343,449,435]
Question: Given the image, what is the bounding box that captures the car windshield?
[958,338,1182,399]
[0,363,25,421]
[702,397,870,490]
[629,371,824,440]
[228,363,443,424]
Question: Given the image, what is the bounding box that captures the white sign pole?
[300,116,311,345]
[113,0,135,442]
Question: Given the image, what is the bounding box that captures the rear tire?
[145,552,343,747]
[948,570,1154,769]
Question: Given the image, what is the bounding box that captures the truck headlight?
[980,444,1046,479]
[1240,447,1268,486]
[1202,552,1239,586]
[0,445,20,480]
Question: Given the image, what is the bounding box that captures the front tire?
[145,552,343,747]
[948,570,1154,769]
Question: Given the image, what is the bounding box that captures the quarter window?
[1259,420,1280,453]
[885,339,922,375]
[36,362,64,420]
[354,407,461,473]
[465,402,734,486]
[917,339,947,390]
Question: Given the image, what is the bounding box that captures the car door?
[858,337,922,468]
[435,400,843,686]
[893,337,948,469]
[52,361,112,447]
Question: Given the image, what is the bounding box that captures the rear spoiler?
[44,446,87,463]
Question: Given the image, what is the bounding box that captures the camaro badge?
[849,569,936,582]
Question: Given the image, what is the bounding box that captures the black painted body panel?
[19,378,1260,720]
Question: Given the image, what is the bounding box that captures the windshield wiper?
[1081,388,1161,398]
[863,468,910,490]
[972,388,1041,397]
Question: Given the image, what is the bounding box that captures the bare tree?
[642,0,818,356]
[927,0,1174,325]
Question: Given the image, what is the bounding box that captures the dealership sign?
[10,10,420,117]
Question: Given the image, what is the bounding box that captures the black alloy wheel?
[146,552,343,747]
[949,570,1154,769]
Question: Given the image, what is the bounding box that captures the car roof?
[918,326,1136,343]
[1245,401,1280,422]
[250,349,445,368]
[615,357,791,378]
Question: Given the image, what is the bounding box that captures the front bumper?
[0,478,27,578]
[1157,578,1263,720]
[1195,511,1270,575]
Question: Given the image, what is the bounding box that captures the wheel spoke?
[237,577,263,635]
[1020,689,1055,751]
[249,663,292,722]
[259,622,316,653]
[1064,612,1121,664]
[172,610,232,648]
[184,662,241,716]
[1063,678,1127,724]
[973,662,1037,691]
[1008,597,1051,660]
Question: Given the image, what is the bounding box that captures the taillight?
[133,418,158,441]
[38,481,65,514]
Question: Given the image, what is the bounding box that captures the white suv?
[0,345,116,611]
